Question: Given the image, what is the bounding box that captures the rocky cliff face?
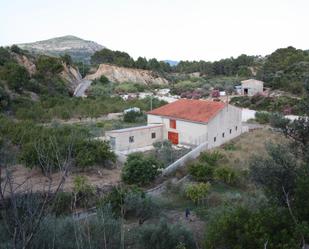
[85,64,168,85]
[13,52,82,93]
[59,63,82,92]
[13,53,37,76]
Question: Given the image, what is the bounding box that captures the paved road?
[73,79,92,97]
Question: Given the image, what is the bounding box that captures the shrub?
[124,191,159,222]
[255,111,271,124]
[223,142,237,151]
[0,85,10,110]
[52,192,73,215]
[199,151,223,166]
[123,110,145,123]
[1,62,30,92]
[185,182,211,204]
[188,163,214,182]
[122,153,163,186]
[214,166,237,185]
[29,207,121,249]
[138,219,195,249]
[75,140,116,169]
[73,175,95,207]
[99,186,157,221]
[204,206,300,249]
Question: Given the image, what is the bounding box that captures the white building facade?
[147,103,241,148]
[241,79,264,96]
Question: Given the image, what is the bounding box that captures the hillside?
[86,63,168,85]
[18,35,104,63]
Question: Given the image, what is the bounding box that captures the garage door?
[168,131,179,145]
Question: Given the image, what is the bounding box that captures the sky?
[1,0,309,61]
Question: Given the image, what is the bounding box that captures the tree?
[204,206,299,249]
[0,133,75,249]
[250,143,300,204]
[60,53,73,65]
[121,153,163,185]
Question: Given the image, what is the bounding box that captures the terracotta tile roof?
[147,99,226,123]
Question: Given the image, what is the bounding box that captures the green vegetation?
[0,116,115,171]
[153,140,191,166]
[122,152,163,185]
[258,46,309,93]
[138,220,195,249]
[230,95,303,115]
[9,95,166,122]
[91,48,172,73]
[203,82,309,248]
[185,182,211,204]
[254,111,271,124]
[123,110,146,123]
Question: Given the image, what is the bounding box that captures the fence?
[162,141,208,176]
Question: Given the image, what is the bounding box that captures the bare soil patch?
[3,165,121,193]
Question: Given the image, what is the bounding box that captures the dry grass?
[217,128,288,170]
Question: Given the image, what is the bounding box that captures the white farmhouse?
[147,99,242,148]
[241,79,264,96]
[106,99,242,152]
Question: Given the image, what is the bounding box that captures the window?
[214,137,216,142]
[170,119,176,129]
[222,132,225,138]
[151,132,156,139]
[129,136,134,143]
[230,129,232,134]
[235,126,238,131]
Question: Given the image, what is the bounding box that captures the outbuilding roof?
[241,79,264,85]
[147,99,225,123]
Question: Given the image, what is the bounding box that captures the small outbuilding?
[241,79,264,96]
[105,124,164,152]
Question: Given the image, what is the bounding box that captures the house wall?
[241,81,264,96]
[105,125,163,151]
[207,105,242,148]
[148,104,242,148]
[147,114,208,146]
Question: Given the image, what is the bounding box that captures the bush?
[204,205,300,249]
[0,85,10,110]
[123,110,145,123]
[29,207,121,249]
[73,175,96,207]
[1,62,30,92]
[52,192,73,215]
[255,111,271,124]
[124,190,159,222]
[122,153,163,186]
[214,166,237,185]
[75,139,116,169]
[99,186,158,222]
[138,219,195,249]
[185,182,211,204]
[188,163,214,182]
[199,151,223,166]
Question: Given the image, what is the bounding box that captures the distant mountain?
[17,35,104,64]
[164,60,179,66]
